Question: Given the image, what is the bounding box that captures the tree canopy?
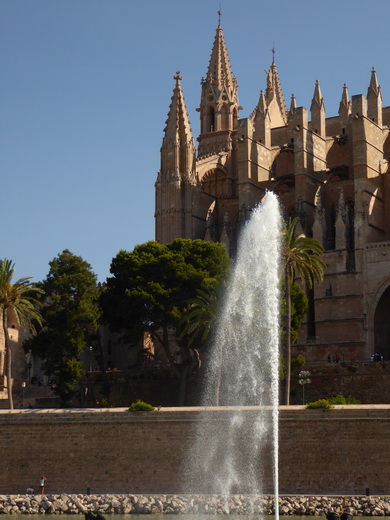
[27,250,101,405]
[102,239,229,344]
[0,259,43,409]
[101,239,230,402]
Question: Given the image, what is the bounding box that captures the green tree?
[177,281,226,350]
[101,239,230,404]
[283,218,325,405]
[0,259,43,409]
[280,281,309,348]
[27,250,101,405]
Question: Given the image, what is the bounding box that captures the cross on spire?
[218,4,222,26]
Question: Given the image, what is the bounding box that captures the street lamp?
[298,370,311,405]
[21,382,26,408]
[89,346,93,372]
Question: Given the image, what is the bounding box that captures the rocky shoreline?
[0,494,390,515]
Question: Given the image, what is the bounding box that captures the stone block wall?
[0,406,388,496]
[289,361,390,404]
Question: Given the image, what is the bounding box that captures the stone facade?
[155,23,390,362]
[0,309,30,403]
[0,407,389,495]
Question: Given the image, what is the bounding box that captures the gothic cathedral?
[155,23,390,362]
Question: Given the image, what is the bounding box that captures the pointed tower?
[265,60,287,128]
[155,72,196,244]
[253,90,271,147]
[339,83,351,132]
[289,94,297,117]
[367,67,382,126]
[198,24,239,156]
[311,80,326,137]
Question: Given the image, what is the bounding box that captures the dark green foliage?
[97,398,113,408]
[280,281,309,347]
[0,259,43,409]
[328,394,360,405]
[283,217,325,405]
[177,280,226,350]
[101,239,230,405]
[291,354,306,373]
[280,354,306,381]
[306,399,332,410]
[101,239,230,352]
[306,395,360,409]
[128,399,155,412]
[26,250,101,406]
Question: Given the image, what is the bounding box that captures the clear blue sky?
[2,0,390,283]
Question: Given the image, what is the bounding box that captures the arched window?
[374,285,390,360]
[271,149,294,177]
[204,106,215,133]
[221,104,229,130]
[202,169,232,199]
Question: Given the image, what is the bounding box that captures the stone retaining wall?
[1,494,390,515]
[0,406,389,496]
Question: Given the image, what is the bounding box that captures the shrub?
[292,354,306,373]
[306,399,332,410]
[97,398,113,408]
[328,394,360,405]
[128,400,155,412]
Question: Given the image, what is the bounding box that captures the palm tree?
[0,259,43,409]
[283,218,326,405]
[177,285,221,349]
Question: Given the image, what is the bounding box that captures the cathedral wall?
[382,106,390,126]
[270,126,289,147]
[364,243,390,355]
[326,139,349,169]
[325,116,340,136]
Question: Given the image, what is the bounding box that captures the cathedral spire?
[311,80,325,110]
[310,80,326,137]
[156,73,196,244]
[265,60,287,128]
[367,67,382,126]
[288,94,297,119]
[198,24,239,155]
[368,67,381,96]
[339,83,350,113]
[161,72,196,181]
[163,71,193,146]
[253,90,271,146]
[204,25,237,101]
[338,83,351,130]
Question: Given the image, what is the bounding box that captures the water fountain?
[184,192,282,516]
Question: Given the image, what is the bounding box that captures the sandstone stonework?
[0,407,389,495]
[155,24,390,362]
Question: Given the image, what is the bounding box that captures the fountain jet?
[184,192,282,516]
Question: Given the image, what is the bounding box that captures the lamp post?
[21,382,26,408]
[89,346,93,372]
[298,370,311,405]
